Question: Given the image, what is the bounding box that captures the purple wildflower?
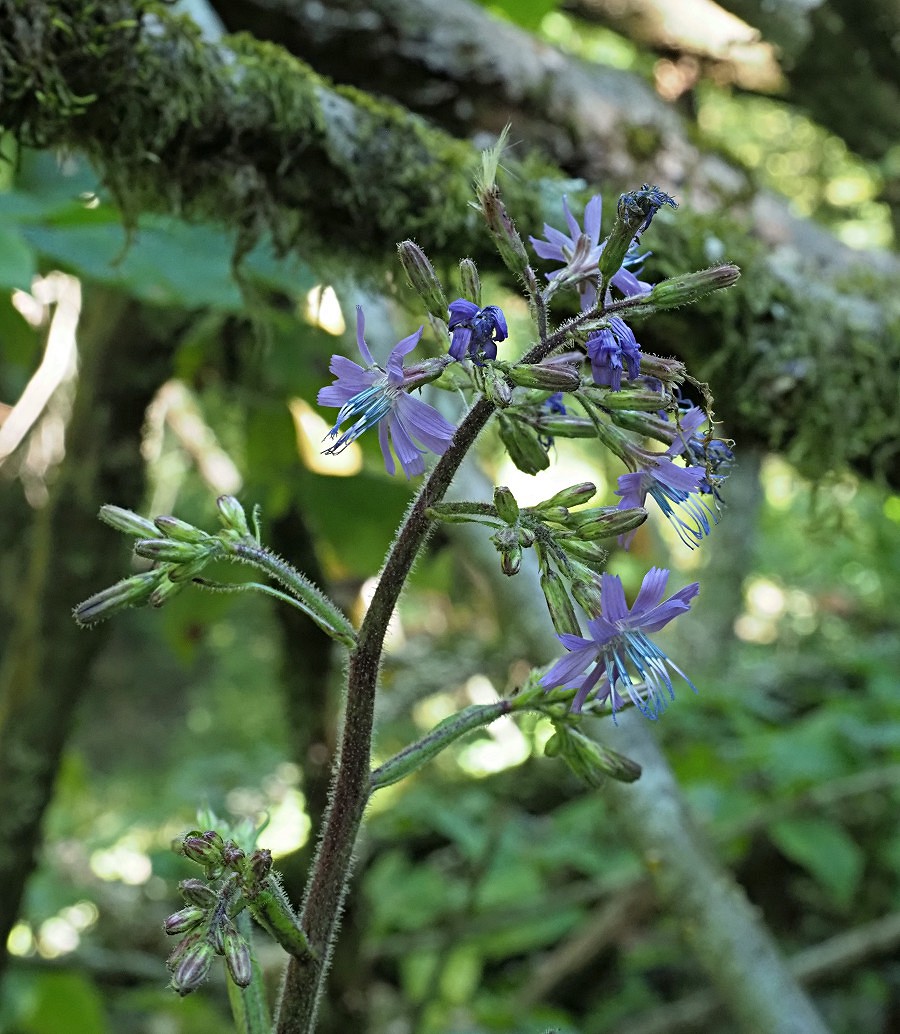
[540,567,699,717]
[615,456,713,550]
[664,405,733,499]
[537,392,568,450]
[618,184,678,236]
[447,299,508,363]
[529,195,651,309]
[586,316,642,390]
[318,306,456,479]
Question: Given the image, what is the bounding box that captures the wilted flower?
[447,299,508,363]
[318,306,456,479]
[586,316,642,391]
[529,195,651,309]
[540,567,699,717]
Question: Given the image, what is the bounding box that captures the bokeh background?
[1,1,899,1032]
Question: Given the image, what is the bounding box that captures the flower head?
[541,567,699,717]
[615,456,713,549]
[447,299,508,363]
[664,404,733,500]
[537,391,568,449]
[529,195,651,309]
[318,306,456,479]
[586,316,642,390]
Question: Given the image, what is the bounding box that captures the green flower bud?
[216,495,252,538]
[98,505,163,539]
[564,505,647,540]
[150,576,185,608]
[164,907,207,936]
[153,515,210,543]
[72,571,161,626]
[552,723,642,786]
[223,929,253,988]
[536,482,597,511]
[559,538,609,569]
[133,538,212,564]
[599,185,677,287]
[506,362,580,391]
[483,367,513,408]
[586,387,672,412]
[179,878,217,907]
[648,265,740,308]
[171,939,214,996]
[182,830,223,867]
[397,240,449,320]
[532,414,596,439]
[249,849,273,885]
[493,486,520,525]
[490,524,523,577]
[540,568,580,636]
[458,258,481,306]
[498,413,550,475]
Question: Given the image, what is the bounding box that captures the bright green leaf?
[770,817,863,907]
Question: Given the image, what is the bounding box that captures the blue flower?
[318,306,456,479]
[615,457,713,549]
[540,567,699,717]
[447,299,508,363]
[529,195,651,309]
[663,404,733,499]
[586,316,642,390]
[537,392,568,449]
[618,184,678,235]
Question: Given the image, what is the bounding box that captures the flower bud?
[588,388,668,412]
[98,505,163,539]
[566,505,647,540]
[497,414,550,475]
[571,576,604,614]
[397,240,449,321]
[490,524,523,577]
[493,486,519,525]
[171,939,214,996]
[134,538,210,564]
[249,849,273,885]
[221,841,246,868]
[506,362,580,391]
[648,265,740,308]
[179,878,217,907]
[533,415,596,440]
[182,830,223,868]
[540,569,580,636]
[149,576,185,608]
[552,723,642,786]
[153,515,210,543]
[216,495,252,538]
[72,571,162,626]
[458,258,481,306]
[559,538,608,568]
[483,368,513,408]
[536,482,597,511]
[224,929,253,988]
[164,906,206,936]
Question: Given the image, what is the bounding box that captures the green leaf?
[0,225,36,289]
[21,972,108,1034]
[769,817,863,907]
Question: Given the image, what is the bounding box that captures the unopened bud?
[221,841,245,868]
[98,505,163,539]
[498,414,550,475]
[553,724,642,786]
[493,486,519,525]
[224,930,253,988]
[458,258,481,306]
[589,388,667,412]
[490,525,522,577]
[164,907,206,936]
[153,516,210,543]
[179,878,217,907]
[571,576,604,614]
[648,265,740,308]
[506,362,580,391]
[182,830,223,868]
[540,569,580,636]
[134,538,211,564]
[483,368,513,408]
[559,538,608,568]
[149,576,186,608]
[249,849,273,885]
[566,505,648,541]
[216,495,251,538]
[537,482,597,511]
[72,571,161,626]
[397,240,449,321]
[171,939,214,995]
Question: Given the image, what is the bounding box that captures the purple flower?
[529,195,651,309]
[664,405,733,499]
[586,316,642,390]
[618,184,678,235]
[540,567,699,717]
[447,299,508,363]
[537,392,568,449]
[615,456,713,550]
[318,306,456,479]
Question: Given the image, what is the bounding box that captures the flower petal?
[394,393,456,455]
[599,572,629,625]
[355,306,375,367]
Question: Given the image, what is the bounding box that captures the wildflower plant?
[73,131,739,1033]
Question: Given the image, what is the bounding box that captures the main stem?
[273,302,608,1032]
